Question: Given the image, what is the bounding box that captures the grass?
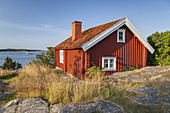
[148,69,170,95]
[0,69,17,80]
[1,65,169,113]
[8,64,103,104]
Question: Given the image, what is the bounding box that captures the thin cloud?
[0,20,70,35]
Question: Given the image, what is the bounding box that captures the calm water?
[0,51,43,67]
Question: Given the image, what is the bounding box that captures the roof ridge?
[83,17,125,32]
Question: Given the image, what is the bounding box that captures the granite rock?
[128,86,159,95]
[130,96,158,105]
[51,99,123,113]
[2,97,50,113]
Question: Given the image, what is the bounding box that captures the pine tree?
[2,56,22,70]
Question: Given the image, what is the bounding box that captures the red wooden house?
[53,17,154,78]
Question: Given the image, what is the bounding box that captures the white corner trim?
[81,17,155,54]
[117,29,126,43]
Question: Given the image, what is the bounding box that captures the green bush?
[85,66,103,81]
[32,47,55,67]
[120,65,136,72]
[147,31,170,66]
[2,56,22,70]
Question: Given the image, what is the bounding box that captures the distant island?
[0,49,42,52]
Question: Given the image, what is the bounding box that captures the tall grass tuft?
[0,69,16,80]
[0,69,15,77]
[9,64,102,104]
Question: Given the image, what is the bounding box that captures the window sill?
[102,68,116,71]
[117,41,125,43]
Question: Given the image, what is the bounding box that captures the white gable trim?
[125,18,155,54]
[81,17,155,54]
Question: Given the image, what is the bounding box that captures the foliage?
[2,56,22,70]
[120,65,136,72]
[147,31,170,66]
[32,47,55,67]
[85,66,103,81]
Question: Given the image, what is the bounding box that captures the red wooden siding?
[87,25,147,74]
[55,50,64,69]
[55,49,84,79]
[66,49,84,78]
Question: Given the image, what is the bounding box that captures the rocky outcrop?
[130,96,158,105]
[1,97,50,113]
[128,86,159,95]
[52,99,123,113]
[0,97,124,113]
[0,80,11,102]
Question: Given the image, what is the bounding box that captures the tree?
[32,47,55,67]
[147,31,170,66]
[2,56,22,70]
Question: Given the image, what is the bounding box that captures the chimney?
[72,21,82,41]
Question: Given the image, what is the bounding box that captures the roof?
[53,17,155,54]
[53,18,124,50]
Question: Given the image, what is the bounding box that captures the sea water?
[0,51,43,67]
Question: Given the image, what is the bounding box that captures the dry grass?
[8,64,102,104]
[0,69,16,80]
[148,69,170,95]
[0,69,15,77]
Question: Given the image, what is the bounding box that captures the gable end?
[81,17,155,54]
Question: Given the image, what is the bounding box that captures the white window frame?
[102,57,116,71]
[60,50,64,63]
[117,29,125,43]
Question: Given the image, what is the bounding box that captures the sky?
[0,0,170,50]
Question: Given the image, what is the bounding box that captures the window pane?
[110,59,113,63]
[104,59,108,64]
[60,50,64,63]
[119,36,123,40]
[119,32,123,36]
[119,31,123,41]
[110,59,114,68]
[110,64,113,68]
[104,64,108,68]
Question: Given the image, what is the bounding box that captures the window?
[102,57,116,71]
[117,29,125,43]
[60,50,64,63]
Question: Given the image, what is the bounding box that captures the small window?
[102,57,116,71]
[60,50,64,63]
[117,29,125,43]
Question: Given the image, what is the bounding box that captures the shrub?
[32,47,55,68]
[147,31,170,66]
[2,56,22,70]
[120,65,136,72]
[85,66,103,81]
